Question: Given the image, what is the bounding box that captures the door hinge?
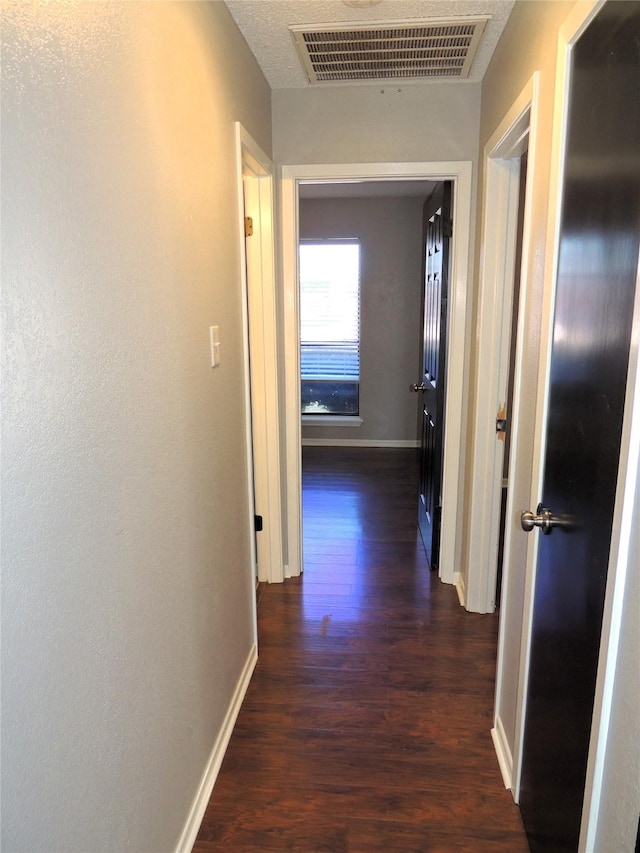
[254,514,263,532]
[244,216,254,237]
[496,404,507,440]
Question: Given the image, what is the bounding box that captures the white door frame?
[236,123,284,586]
[465,74,540,617]
[281,161,473,584]
[472,75,542,791]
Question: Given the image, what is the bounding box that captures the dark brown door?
[519,3,640,850]
[416,183,452,570]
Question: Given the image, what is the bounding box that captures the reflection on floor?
[194,447,528,852]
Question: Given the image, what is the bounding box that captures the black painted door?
[417,183,452,571]
[519,3,640,850]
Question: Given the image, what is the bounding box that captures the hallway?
[194,447,528,851]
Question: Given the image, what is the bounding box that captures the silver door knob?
[521,503,575,534]
[411,383,426,392]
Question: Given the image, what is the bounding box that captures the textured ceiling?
[224,0,515,89]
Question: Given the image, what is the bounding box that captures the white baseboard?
[491,716,513,790]
[175,644,257,853]
[453,571,466,606]
[301,438,420,448]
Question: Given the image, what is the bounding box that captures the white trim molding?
[175,645,257,853]
[236,124,284,585]
[282,161,473,586]
[466,73,540,615]
[453,571,466,607]
[491,717,514,790]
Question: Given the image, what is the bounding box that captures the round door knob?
[521,507,553,534]
[521,504,575,534]
[411,382,426,392]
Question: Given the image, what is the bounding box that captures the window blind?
[299,241,360,382]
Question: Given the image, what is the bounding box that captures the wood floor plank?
[194,447,528,852]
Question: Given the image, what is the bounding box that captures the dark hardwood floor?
[194,447,528,852]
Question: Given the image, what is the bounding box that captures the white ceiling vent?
[290,17,489,84]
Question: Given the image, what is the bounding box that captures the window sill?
[302,415,363,428]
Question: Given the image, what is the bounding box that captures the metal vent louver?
[290,17,489,83]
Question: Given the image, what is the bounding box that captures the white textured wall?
[273,82,480,165]
[1,2,271,851]
[299,196,424,443]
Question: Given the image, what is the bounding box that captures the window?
[299,240,360,416]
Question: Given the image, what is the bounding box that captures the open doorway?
[281,162,474,586]
[296,180,438,577]
[495,150,528,605]
[298,180,435,440]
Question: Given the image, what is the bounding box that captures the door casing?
[466,74,542,791]
[466,74,540,619]
[281,162,473,585]
[236,124,283,589]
